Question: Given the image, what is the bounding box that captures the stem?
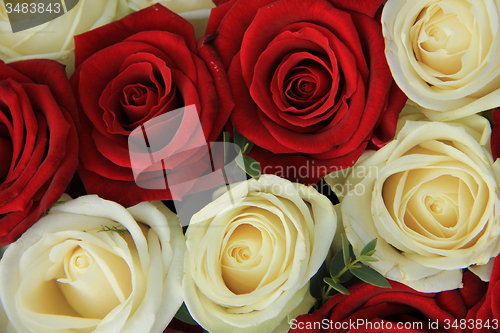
[332,258,362,282]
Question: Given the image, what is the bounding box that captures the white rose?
[183,175,336,333]
[382,0,500,121]
[0,195,185,333]
[325,107,500,292]
[125,0,214,39]
[0,0,130,75]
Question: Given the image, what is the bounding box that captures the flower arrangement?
[1,0,500,332]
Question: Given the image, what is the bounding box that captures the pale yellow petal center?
[411,1,474,75]
[47,240,132,319]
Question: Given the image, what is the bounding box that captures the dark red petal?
[0,84,71,213]
[74,4,196,69]
[492,109,500,160]
[435,289,467,319]
[229,54,295,154]
[206,0,238,36]
[239,0,368,86]
[371,82,407,147]
[459,270,488,310]
[212,0,276,68]
[0,91,78,245]
[77,166,173,207]
[197,35,235,142]
[330,0,384,18]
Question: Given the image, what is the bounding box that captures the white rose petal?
[0,195,185,333]
[326,109,500,292]
[382,0,500,121]
[0,0,130,75]
[183,175,336,332]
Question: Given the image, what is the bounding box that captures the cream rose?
[125,0,214,39]
[325,106,500,292]
[183,175,336,333]
[0,0,130,75]
[0,195,185,333]
[382,0,500,121]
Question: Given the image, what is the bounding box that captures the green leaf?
[329,249,345,278]
[360,239,377,256]
[243,141,254,154]
[324,277,350,295]
[233,128,254,154]
[233,128,245,150]
[363,250,376,257]
[244,156,261,180]
[342,234,350,267]
[235,155,261,180]
[359,255,378,262]
[349,263,391,288]
[175,303,198,326]
[338,270,354,284]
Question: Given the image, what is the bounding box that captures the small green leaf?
[175,303,198,326]
[338,270,354,284]
[223,131,231,143]
[329,249,345,278]
[233,128,245,151]
[244,156,261,180]
[235,155,261,180]
[243,143,250,154]
[363,249,376,257]
[342,234,350,267]
[233,128,254,154]
[349,263,391,288]
[324,277,350,295]
[360,239,377,256]
[359,255,378,262]
[244,141,254,154]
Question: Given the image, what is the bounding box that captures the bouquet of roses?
[1,0,500,332]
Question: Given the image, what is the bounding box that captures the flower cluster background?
[1,0,500,332]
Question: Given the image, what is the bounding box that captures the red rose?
[291,271,487,333]
[0,60,78,245]
[471,256,500,332]
[207,0,407,184]
[71,4,233,207]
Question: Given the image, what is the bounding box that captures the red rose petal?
[74,4,196,68]
[331,0,384,18]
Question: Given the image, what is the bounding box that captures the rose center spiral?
[411,1,474,75]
